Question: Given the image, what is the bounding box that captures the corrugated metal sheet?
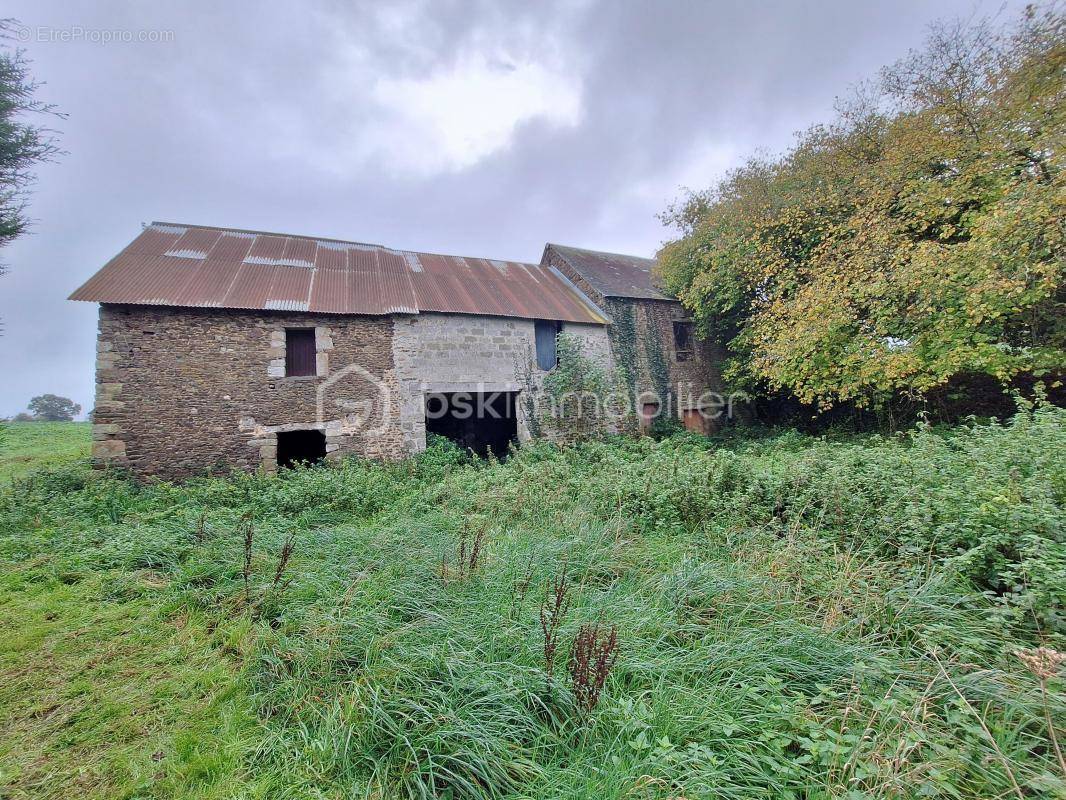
[547,243,672,301]
[309,268,348,314]
[165,227,222,259]
[70,223,607,324]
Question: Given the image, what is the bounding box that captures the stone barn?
[70,222,725,479]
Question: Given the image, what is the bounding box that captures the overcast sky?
[0,0,1026,418]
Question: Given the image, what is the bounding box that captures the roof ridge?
[547,242,656,262]
[151,220,385,250]
[152,221,541,268]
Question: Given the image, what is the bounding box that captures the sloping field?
[0,422,90,482]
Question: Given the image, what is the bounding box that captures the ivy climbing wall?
[542,246,728,432]
[606,299,727,424]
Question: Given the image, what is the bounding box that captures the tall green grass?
[0,408,1063,798]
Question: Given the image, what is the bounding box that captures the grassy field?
[0,413,1063,798]
[0,422,91,482]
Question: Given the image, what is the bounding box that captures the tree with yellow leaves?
[659,5,1064,411]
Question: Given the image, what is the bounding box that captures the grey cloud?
[0,0,1029,416]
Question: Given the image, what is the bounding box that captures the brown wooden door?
[640,402,659,433]
[682,408,704,434]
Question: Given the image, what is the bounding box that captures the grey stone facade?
[391,312,613,452]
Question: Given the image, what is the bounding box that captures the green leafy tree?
[0,20,64,445]
[658,5,1065,410]
[28,394,81,421]
[0,19,63,277]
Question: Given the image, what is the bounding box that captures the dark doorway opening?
[425,391,518,458]
[277,429,326,468]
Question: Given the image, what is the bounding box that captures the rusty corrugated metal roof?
[546,243,673,301]
[70,223,608,324]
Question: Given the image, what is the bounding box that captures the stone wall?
[608,298,729,418]
[543,247,729,432]
[92,304,404,479]
[92,304,618,478]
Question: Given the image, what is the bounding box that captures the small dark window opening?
[285,328,316,377]
[673,321,694,362]
[277,429,326,468]
[534,319,562,371]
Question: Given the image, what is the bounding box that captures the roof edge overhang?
[76,298,614,326]
[545,265,610,324]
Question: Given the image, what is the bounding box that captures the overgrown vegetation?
[1,409,1063,798]
[658,5,1065,412]
[543,333,625,440]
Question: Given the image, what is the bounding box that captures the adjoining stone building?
[70,222,725,479]
[541,244,729,433]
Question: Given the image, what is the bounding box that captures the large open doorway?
[277,429,326,468]
[424,391,518,458]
